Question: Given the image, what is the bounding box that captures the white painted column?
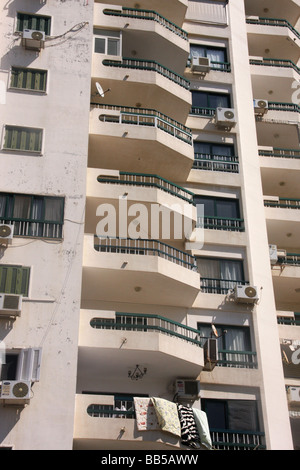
[228,0,294,450]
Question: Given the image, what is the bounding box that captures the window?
[10,67,47,92]
[194,195,243,231]
[94,29,121,56]
[190,44,228,70]
[0,193,64,239]
[192,91,231,109]
[194,142,234,159]
[16,13,51,35]
[3,126,43,153]
[0,348,42,382]
[201,399,259,432]
[197,257,245,293]
[0,265,30,296]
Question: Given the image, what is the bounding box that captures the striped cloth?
[177,404,201,448]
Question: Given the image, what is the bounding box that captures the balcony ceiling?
[255,121,300,149]
[261,166,300,199]
[245,0,300,25]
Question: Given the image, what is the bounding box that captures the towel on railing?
[151,397,181,437]
[133,397,160,431]
[192,408,212,450]
[177,404,201,448]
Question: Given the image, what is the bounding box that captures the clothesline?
[133,396,212,450]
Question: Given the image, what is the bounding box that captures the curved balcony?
[245,0,300,26]
[250,57,300,103]
[81,234,200,307]
[264,197,300,269]
[246,17,300,64]
[94,1,188,28]
[91,56,191,122]
[78,310,204,384]
[88,104,194,181]
[94,5,189,73]
[271,253,300,311]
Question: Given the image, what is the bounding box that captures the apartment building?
[0,0,299,451]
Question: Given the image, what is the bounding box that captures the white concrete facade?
[0,0,299,451]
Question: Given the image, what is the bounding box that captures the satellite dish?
[211,324,219,338]
[95,82,110,98]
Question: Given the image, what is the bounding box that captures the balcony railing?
[103,7,188,40]
[268,102,300,113]
[264,198,300,209]
[197,215,245,232]
[200,278,248,294]
[250,57,300,75]
[97,172,195,204]
[277,253,300,265]
[102,57,190,89]
[217,350,257,369]
[211,429,266,450]
[277,314,300,326]
[259,148,300,159]
[0,218,63,239]
[91,103,193,144]
[190,107,215,117]
[246,17,300,40]
[94,236,198,271]
[90,313,203,348]
[193,153,239,173]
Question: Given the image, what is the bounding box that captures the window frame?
[9,66,48,93]
[0,264,30,297]
[93,28,122,57]
[192,90,231,109]
[16,12,51,36]
[2,125,44,154]
[0,347,42,382]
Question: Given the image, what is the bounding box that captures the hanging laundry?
[133,397,160,431]
[192,408,212,450]
[177,404,201,448]
[151,397,181,437]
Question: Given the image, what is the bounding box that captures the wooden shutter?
[0,265,30,296]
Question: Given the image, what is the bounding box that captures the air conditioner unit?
[203,338,218,371]
[215,107,237,128]
[0,380,31,404]
[288,386,300,404]
[234,285,258,304]
[191,56,211,73]
[254,99,268,115]
[175,379,200,400]
[0,294,22,317]
[269,244,278,265]
[22,29,45,51]
[0,224,14,243]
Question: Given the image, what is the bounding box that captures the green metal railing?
[103,7,188,40]
[277,314,300,326]
[193,154,239,173]
[268,102,300,113]
[200,278,249,294]
[197,215,244,232]
[250,57,300,75]
[277,253,300,265]
[211,429,266,450]
[246,17,300,40]
[94,236,198,271]
[102,57,190,89]
[97,172,195,204]
[90,313,203,348]
[190,107,215,117]
[91,103,192,144]
[264,198,300,209]
[259,148,300,159]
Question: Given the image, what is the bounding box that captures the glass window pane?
[220,260,243,281]
[95,38,105,53]
[203,400,227,429]
[209,93,230,108]
[13,196,31,219]
[215,199,239,218]
[107,38,120,55]
[44,198,63,222]
[211,144,233,156]
[192,92,208,107]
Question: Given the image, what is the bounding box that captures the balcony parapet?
[193,154,239,173]
[200,278,249,295]
[103,7,188,41]
[94,236,198,271]
[211,429,266,450]
[97,171,195,204]
[264,198,300,209]
[197,215,245,232]
[250,57,300,75]
[246,17,300,40]
[91,103,192,144]
[259,148,300,159]
[102,57,190,90]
